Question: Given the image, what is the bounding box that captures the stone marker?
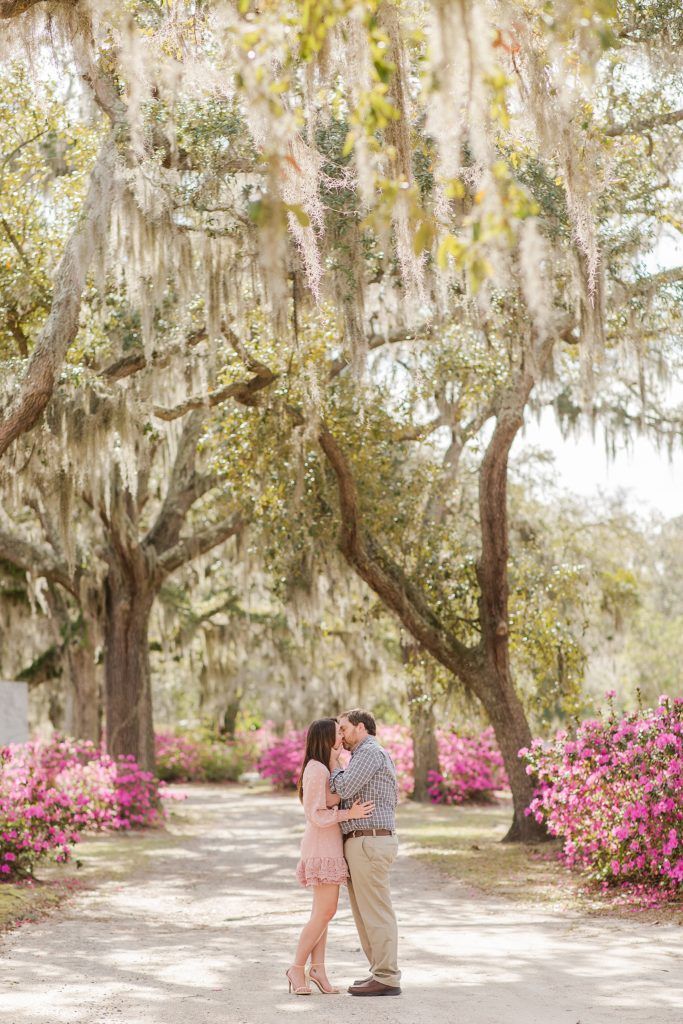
[0,681,29,744]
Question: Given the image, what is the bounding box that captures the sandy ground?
[1,785,681,1024]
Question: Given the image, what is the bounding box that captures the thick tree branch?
[6,309,29,358]
[624,266,683,294]
[605,109,683,137]
[144,411,208,554]
[476,371,534,658]
[0,0,58,15]
[100,353,148,381]
[0,528,76,596]
[328,322,437,380]
[0,135,118,458]
[317,421,481,689]
[99,327,209,382]
[153,368,277,421]
[155,514,244,580]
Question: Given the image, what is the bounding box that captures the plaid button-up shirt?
[329,736,398,834]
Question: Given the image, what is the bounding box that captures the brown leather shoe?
[353,976,373,986]
[348,979,401,996]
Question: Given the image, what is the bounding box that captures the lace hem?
[296,856,348,888]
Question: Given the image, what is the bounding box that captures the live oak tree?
[0,1,681,834]
[0,356,249,768]
[206,0,681,837]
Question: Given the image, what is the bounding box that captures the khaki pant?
[345,834,400,988]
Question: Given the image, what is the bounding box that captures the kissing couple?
[285,707,401,997]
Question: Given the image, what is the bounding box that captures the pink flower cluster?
[256,730,308,789]
[521,695,683,896]
[379,725,416,797]
[155,732,204,782]
[256,723,507,803]
[427,727,507,804]
[1,736,163,881]
[155,725,277,783]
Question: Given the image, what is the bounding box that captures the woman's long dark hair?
[297,718,337,802]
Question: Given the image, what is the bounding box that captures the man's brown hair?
[340,708,376,736]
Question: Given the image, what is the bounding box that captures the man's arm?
[329,746,382,799]
[325,780,341,807]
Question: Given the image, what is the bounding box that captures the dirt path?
[1,786,681,1024]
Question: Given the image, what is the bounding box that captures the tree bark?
[317,406,547,841]
[0,0,55,16]
[473,370,546,841]
[103,558,156,772]
[472,663,537,839]
[408,689,440,802]
[220,697,242,738]
[63,629,101,745]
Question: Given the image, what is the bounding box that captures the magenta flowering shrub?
[255,722,506,802]
[379,725,415,797]
[522,696,683,894]
[155,732,204,782]
[427,727,508,804]
[1,737,163,881]
[154,726,276,783]
[256,730,307,789]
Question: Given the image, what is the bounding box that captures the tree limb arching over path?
[0,137,116,458]
[1,786,681,1024]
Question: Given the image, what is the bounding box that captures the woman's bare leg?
[288,885,338,990]
[309,924,339,991]
[310,925,327,967]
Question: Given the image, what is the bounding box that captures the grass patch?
[397,795,683,924]
[398,794,576,908]
[0,880,77,932]
[0,802,192,933]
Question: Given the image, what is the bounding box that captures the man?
[329,708,401,997]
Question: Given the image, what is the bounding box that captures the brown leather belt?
[343,828,394,841]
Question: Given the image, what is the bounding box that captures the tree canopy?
[0,0,681,838]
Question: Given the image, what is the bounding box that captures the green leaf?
[413,220,434,256]
[285,203,311,228]
[342,131,355,158]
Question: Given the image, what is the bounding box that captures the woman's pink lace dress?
[296,760,354,888]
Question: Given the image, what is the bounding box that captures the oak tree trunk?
[103,562,155,772]
[470,658,540,841]
[408,690,440,802]
[220,697,242,738]
[474,380,546,842]
[64,634,101,744]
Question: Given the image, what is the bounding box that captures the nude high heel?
[285,966,311,995]
[308,963,340,995]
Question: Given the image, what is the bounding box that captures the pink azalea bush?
[1,736,163,881]
[380,725,415,797]
[256,722,507,803]
[155,732,204,782]
[521,695,683,897]
[256,729,307,789]
[427,727,508,804]
[155,725,277,783]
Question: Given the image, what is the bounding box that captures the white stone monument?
[0,681,29,744]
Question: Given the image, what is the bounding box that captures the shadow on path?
[1,786,681,1024]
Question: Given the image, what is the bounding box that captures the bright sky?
[516,410,683,520]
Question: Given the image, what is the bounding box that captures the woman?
[286,717,374,996]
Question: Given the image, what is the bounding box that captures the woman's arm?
[303,764,352,828]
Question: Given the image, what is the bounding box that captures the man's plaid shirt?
[329,736,398,834]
